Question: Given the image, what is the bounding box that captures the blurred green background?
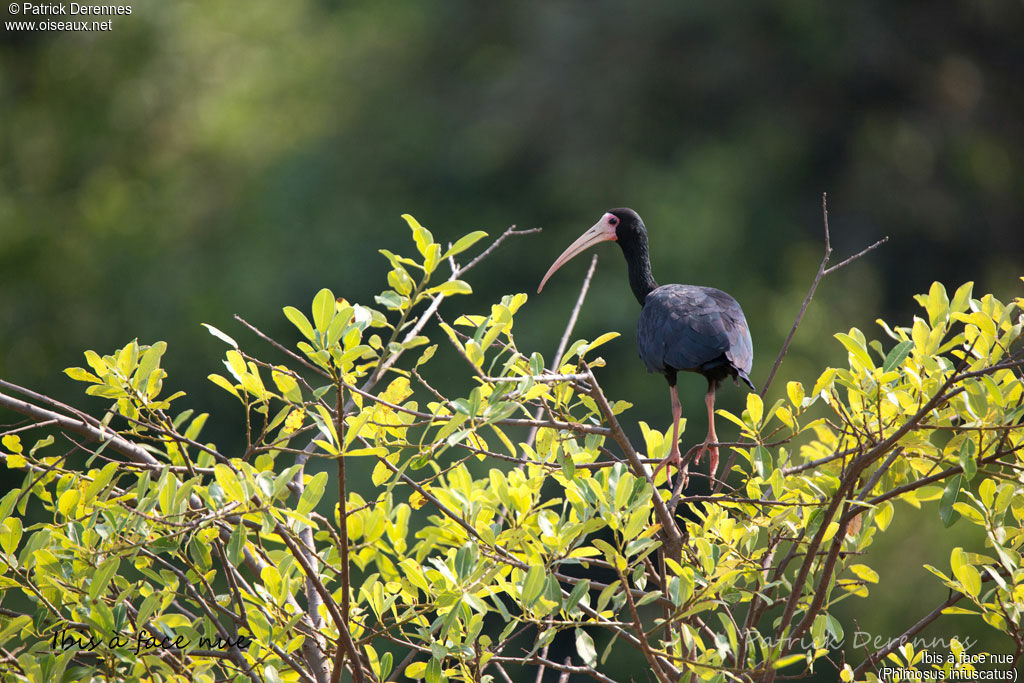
[2,0,1022,678]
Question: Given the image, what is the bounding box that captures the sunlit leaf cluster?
[1,220,1022,682]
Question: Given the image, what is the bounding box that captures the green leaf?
[225,349,248,382]
[158,471,178,516]
[83,349,107,375]
[978,478,995,508]
[581,332,621,356]
[521,566,546,606]
[882,340,914,373]
[273,465,303,499]
[752,446,772,478]
[312,288,336,333]
[64,366,101,383]
[635,590,662,607]
[208,373,240,398]
[1,435,23,455]
[939,474,962,527]
[575,628,597,667]
[227,523,246,566]
[874,501,894,531]
[957,440,977,482]
[835,331,875,372]
[425,657,441,683]
[82,461,120,506]
[134,341,167,388]
[559,445,576,480]
[375,290,404,310]
[949,281,974,315]
[564,579,590,613]
[283,306,316,341]
[445,230,488,258]
[454,543,478,581]
[30,434,53,456]
[403,214,431,251]
[185,412,210,441]
[214,464,246,503]
[0,518,23,555]
[952,560,981,597]
[924,281,950,326]
[297,472,329,515]
[88,557,120,601]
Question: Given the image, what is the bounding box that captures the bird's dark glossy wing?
[637,285,753,387]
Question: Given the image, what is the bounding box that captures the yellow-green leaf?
[298,472,329,515]
[773,654,806,669]
[58,489,80,518]
[283,306,316,341]
[849,564,879,583]
[312,288,336,333]
[521,566,546,606]
[0,518,23,555]
[1,435,23,454]
[746,392,763,427]
[424,280,473,297]
[786,381,805,408]
[88,557,120,601]
[214,464,246,503]
[445,230,488,258]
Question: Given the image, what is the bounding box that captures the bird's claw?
[694,441,720,480]
[655,447,689,489]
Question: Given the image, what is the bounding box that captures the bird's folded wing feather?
[637,285,752,378]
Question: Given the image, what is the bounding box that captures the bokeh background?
[2,1,1022,679]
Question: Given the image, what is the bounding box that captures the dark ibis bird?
[538,208,754,483]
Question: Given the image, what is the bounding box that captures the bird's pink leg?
[700,383,720,478]
[656,384,687,486]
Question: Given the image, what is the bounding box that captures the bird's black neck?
[618,232,659,305]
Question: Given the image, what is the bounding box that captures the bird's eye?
[608,216,619,226]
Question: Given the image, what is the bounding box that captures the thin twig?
[759,193,888,400]
[758,194,833,400]
[823,236,890,276]
[234,314,329,377]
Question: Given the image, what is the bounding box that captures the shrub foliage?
[1,216,1022,682]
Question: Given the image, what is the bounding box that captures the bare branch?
[823,236,889,276]
[759,193,888,399]
[0,384,158,466]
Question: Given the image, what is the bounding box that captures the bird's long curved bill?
[537,219,617,292]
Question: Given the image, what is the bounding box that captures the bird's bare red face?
[537,212,620,292]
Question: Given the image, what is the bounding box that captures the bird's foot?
[655,445,689,488]
[695,441,720,480]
